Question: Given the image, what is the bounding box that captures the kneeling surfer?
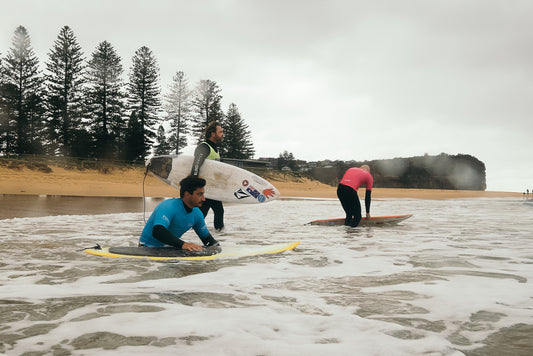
[139,176,219,251]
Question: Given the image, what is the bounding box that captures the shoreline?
[0,165,523,200]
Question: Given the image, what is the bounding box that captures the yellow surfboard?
[85,241,300,261]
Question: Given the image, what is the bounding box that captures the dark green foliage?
[85,41,126,159]
[190,79,223,142]
[221,103,255,159]
[123,111,144,162]
[0,78,17,154]
[153,125,171,155]
[164,71,190,155]
[127,46,161,159]
[45,26,86,156]
[0,26,253,163]
[277,150,296,170]
[312,153,487,191]
[1,26,46,155]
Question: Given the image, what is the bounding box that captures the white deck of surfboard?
[149,155,279,204]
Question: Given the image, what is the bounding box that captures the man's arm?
[152,225,203,251]
[152,225,184,248]
[200,233,219,247]
[365,190,372,217]
[190,143,210,177]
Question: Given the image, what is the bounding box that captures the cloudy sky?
[1,0,532,191]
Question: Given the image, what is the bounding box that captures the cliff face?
[311,154,487,191]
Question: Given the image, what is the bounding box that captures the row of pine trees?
[0,25,255,162]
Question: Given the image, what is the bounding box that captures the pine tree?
[153,124,171,155]
[0,54,10,154]
[222,103,255,159]
[45,26,86,156]
[124,111,144,161]
[126,46,161,160]
[190,79,223,142]
[164,71,190,155]
[2,26,45,155]
[85,41,126,159]
[278,150,296,170]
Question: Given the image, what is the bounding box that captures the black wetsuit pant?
[337,184,362,227]
[200,198,224,230]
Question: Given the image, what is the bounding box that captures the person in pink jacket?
[337,165,373,227]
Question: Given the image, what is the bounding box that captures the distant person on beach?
[337,165,373,227]
[191,121,225,232]
[139,176,219,251]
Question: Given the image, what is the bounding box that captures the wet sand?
[0,165,522,200]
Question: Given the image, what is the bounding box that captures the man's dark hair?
[205,121,221,141]
[180,176,206,198]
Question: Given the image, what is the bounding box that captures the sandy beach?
[0,165,523,200]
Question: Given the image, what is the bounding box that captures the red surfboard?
[308,214,413,226]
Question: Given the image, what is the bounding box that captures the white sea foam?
[1,198,532,355]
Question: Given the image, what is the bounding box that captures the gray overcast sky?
[1,0,532,191]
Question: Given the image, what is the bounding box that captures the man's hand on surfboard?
[181,242,204,251]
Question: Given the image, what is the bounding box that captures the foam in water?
[1,198,532,355]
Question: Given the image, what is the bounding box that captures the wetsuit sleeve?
[190,143,210,177]
[153,224,184,249]
[192,208,215,246]
[365,189,371,214]
[200,233,219,247]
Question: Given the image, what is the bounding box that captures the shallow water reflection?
[0,194,167,220]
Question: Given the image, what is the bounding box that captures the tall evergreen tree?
[124,111,144,161]
[222,103,255,159]
[164,71,190,155]
[0,54,10,154]
[85,41,126,159]
[126,46,161,160]
[1,26,45,155]
[45,26,86,156]
[190,79,223,142]
[153,124,171,155]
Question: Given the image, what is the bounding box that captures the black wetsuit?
[191,140,224,231]
[336,184,371,227]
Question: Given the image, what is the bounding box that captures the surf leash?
[143,166,149,223]
[79,243,102,251]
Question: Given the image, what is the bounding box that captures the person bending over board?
[190,121,225,232]
[337,165,373,227]
[139,176,219,251]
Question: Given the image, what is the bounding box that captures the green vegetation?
[0,26,254,162]
[310,153,487,191]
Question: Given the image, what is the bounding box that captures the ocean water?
[1,197,532,355]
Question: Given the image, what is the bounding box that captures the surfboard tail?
[147,156,173,179]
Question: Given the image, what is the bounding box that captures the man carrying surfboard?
[337,165,373,227]
[191,121,225,232]
[139,176,219,251]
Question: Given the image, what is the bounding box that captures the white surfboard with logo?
[146,155,279,204]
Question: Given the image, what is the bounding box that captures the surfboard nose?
[147,156,173,179]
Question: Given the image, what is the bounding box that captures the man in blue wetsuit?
[191,121,225,231]
[139,176,219,251]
